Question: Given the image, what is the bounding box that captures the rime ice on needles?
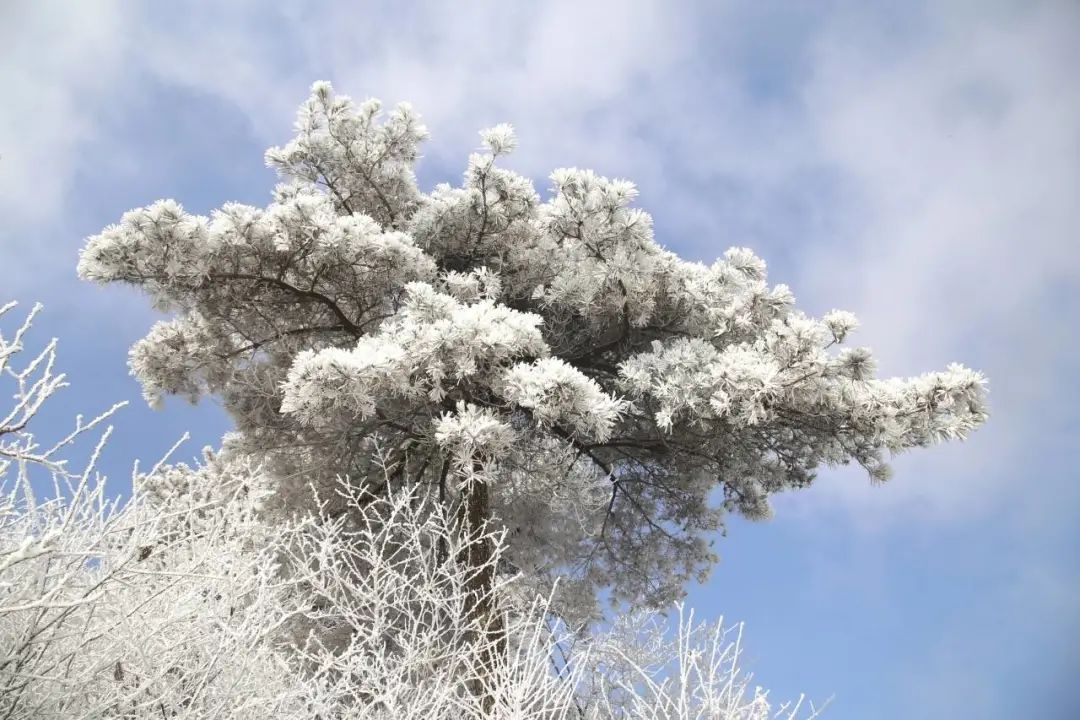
[435,401,516,464]
[79,81,989,622]
[280,282,555,425]
[500,357,628,441]
[821,310,859,343]
[479,123,518,156]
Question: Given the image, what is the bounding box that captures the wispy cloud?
[781,0,1080,524]
[135,0,694,184]
[0,2,128,224]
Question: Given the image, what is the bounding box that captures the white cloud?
[0,1,127,224]
[777,0,1080,524]
[129,0,693,181]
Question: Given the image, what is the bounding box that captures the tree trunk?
[457,466,506,715]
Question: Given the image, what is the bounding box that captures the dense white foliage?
[77,82,988,623]
[0,304,824,719]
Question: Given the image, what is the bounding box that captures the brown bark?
[457,465,506,715]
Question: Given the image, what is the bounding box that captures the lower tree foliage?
[0,303,823,718]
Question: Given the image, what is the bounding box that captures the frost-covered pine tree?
[78,82,988,629]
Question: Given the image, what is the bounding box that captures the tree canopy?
[78,81,988,624]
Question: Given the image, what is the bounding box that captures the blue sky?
[2,1,1077,717]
